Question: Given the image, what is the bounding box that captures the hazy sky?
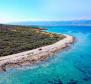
[0,0,91,23]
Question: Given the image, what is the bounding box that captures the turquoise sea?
[0,26,91,84]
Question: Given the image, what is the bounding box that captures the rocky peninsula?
[0,34,74,71]
[0,24,74,71]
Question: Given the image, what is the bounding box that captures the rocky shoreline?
[0,34,74,71]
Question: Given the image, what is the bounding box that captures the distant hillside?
[10,20,91,26]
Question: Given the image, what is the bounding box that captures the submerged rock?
[83,78,89,81]
[67,79,78,84]
[48,80,63,84]
[48,77,63,84]
[83,76,91,81]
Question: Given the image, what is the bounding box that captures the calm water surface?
[0,26,91,84]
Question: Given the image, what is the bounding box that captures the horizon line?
[0,19,91,24]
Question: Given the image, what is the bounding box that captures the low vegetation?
[0,24,65,56]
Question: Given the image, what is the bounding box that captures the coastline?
[0,34,74,71]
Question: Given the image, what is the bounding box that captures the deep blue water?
[0,26,91,84]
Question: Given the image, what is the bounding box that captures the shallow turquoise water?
[0,26,91,84]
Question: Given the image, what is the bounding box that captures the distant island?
[0,24,74,71]
[10,20,91,26]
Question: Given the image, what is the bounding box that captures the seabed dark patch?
[67,79,78,84]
